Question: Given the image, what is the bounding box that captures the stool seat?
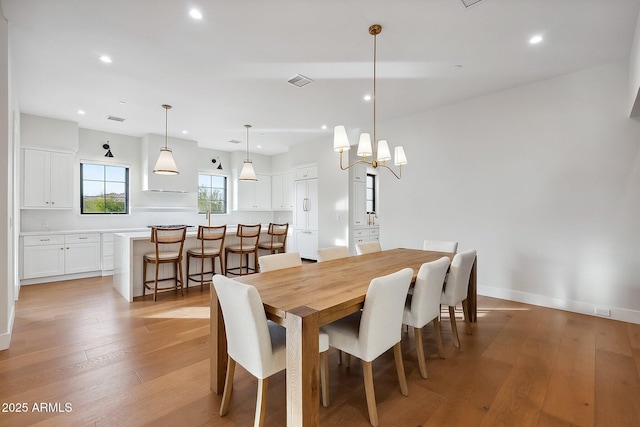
[144,251,182,260]
[187,247,221,256]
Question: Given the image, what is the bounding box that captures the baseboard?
[478,285,640,325]
[0,303,15,350]
[20,271,102,286]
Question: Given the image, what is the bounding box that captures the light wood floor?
[1,276,640,426]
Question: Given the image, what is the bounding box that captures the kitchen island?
[113,225,281,301]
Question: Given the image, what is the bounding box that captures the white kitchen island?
[113,225,280,301]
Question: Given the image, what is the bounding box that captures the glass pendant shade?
[376,140,391,162]
[239,160,257,181]
[357,133,372,157]
[153,147,179,175]
[394,146,407,166]
[333,125,350,152]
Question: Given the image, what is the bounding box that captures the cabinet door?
[255,175,271,209]
[353,163,367,181]
[271,174,284,209]
[65,242,101,274]
[23,244,65,279]
[293,180,308,228]
[237,179,256,210]
[23,149,50,208]
[306,179,318,231]
[49,152,73,208]
[282,172,294,209]
[295,230,318,260]
[353,181,366,226]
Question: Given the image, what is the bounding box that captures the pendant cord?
[373,31,377,154]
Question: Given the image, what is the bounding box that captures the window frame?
[366,173,376,214]
[197,172,229,215]
[80,162,130,215]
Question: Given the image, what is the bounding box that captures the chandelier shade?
[239,124,257,181]
[153,104,179,175]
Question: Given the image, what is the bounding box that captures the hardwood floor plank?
[594,349,640,426]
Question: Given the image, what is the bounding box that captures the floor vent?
[287,74,313,88]
[107,115,125,122]
[461,0,484,7]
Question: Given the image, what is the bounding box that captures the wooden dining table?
[209,248,477,426]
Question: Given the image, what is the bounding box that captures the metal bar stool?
[225,224,261,276]
[186,224,226,291]
[142,226,187,301]
[258,222,289,255]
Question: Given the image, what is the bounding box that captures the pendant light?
[153,104,179,175]
[333,24,407,179]
[238,124,257,181]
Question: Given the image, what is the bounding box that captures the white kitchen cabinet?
[22,148,73,209]
[271,172,294,210]
[294,175,318,260]
[22,233,101,280]
[352,163,367,182]
[351,226,379,249]
[353,181,366,227]
[236,174,271,210]
[293,165,317,181]
[102,233,114,273]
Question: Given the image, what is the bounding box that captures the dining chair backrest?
[441,249,476,306]
[422,240,458,253]
[317,246,349,262]
[212,274,278,379]
[358,267,413,361]
[355,241,382,255]
[236,223,261,250]
[408,257,451,327]
[197,224,226,251]
[258,252,302,272]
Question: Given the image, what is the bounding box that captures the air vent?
[461,0,484,7]
[228,139,242,144]
[287,74,313,88]
[107,115,125,122]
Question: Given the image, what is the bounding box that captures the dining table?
[209,248,477,426]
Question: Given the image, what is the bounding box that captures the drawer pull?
[79,237,88,240]
[40,238,50,242]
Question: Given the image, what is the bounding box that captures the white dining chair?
[402,257,450,378]
[317,246,349,262]
[321,268,413,426]
[422,240,458,253]
[355,241,382,255]
[440,249,477,348]
[258,251,302,272]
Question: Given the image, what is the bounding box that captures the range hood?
[141,134,198,193]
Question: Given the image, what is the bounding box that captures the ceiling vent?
[228,139,242,144]
[461,0,484,7]
[107,115,125,122]
[287,74,313,88]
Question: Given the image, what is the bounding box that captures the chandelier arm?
[377,163,402,179]
[339,150,373,171]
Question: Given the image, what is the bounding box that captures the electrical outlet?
[595,307,611,317]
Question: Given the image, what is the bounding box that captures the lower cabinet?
[295,229,318,261]
[352,227,379,249]
[23,233,101,280]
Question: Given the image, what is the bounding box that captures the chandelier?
[238,124,257,181]
[333,24,407,179]
[153,104,179,175]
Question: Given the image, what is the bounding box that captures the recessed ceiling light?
[452,64,463,70]
[189,9,202,20]
[77,110,85,115]
[257,145,262,149]
[118,101,126,105]
[363,95,372,101]
[321,125,327,130]
[182,130,188,134]
[99,55,112,63]
[529,35,543,44]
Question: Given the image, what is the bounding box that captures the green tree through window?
[81,163,129,214]
[198,174,227,214]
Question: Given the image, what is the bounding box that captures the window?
[81,163,129,214]
[198,174,228,214]
[366,173,376,214]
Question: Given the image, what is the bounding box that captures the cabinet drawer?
[294,166,318,181]
[24,235,65,246]
[353,229,368,238]
[65,233,100,244]
[369,228,379,237]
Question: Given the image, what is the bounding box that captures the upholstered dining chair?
[186,224,226,291]
[422,240,458,253]
[402,257,450,378]
[321,268,413,426]
[213,275,330,426]
[317,246,349,262]
[225,223,261,276]
[355,241,382,255]
[440,249,477,348]
[258,251,302,272]
[142,226,187,301]
[257,222,289,255]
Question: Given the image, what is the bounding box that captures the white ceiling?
[3,0,640,155]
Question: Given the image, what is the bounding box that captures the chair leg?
[449,305,460,348]
[220,356,236,416]
[320,350,329,407]
[224,251,229,277]
[200,256,205,292]
[413,326,428,379]
[186,254,191,289]
[362,361,379,427]
[433,317,445,359]
[255,377,269,427]
[462,299,473,335]
[393,342,409,396]
[142,259,147,297]
[153,262,159,302]
[177,258,184,296]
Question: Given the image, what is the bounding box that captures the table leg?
[285,306,320,427]
[210,284,227,393]
[466,255,477,323]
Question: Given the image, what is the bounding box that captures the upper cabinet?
[22,148,73,209]
[271,172,294,210]
[236,174,271,210]
[352,163,367,182]
[141,134,198,193]
[294,166,318,181]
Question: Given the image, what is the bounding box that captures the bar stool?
[186,225,226,291]
[143,226,187,301]
[225,224,261,276]
[258,222,289,255]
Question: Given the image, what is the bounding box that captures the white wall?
[380,61,640,323]
[629,7,640,116]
